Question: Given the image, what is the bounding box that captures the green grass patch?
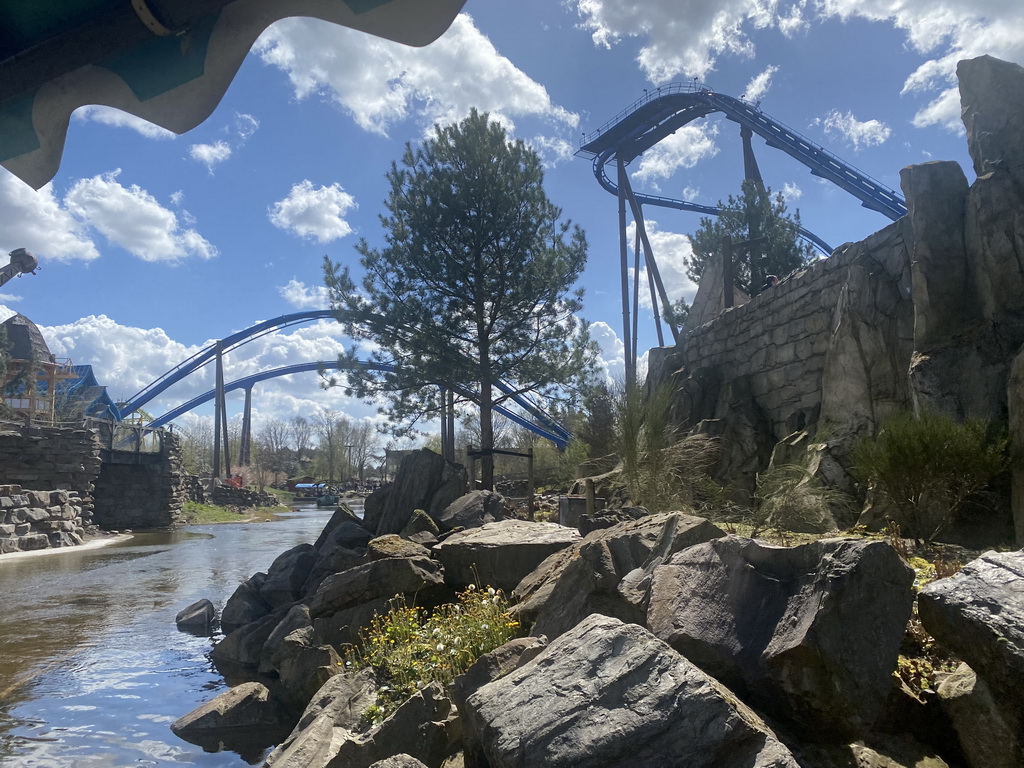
[180,500,288,525]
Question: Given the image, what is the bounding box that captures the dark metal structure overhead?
[0,0,467,188]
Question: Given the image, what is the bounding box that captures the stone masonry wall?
[92,432,187,530]
[0,422,101,516]
[0,486,92,553]
[653,218,914,443]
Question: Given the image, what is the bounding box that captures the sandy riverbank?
[0,533,132,562]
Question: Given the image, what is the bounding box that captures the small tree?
[853,409,1011,540]
[325,109,596,489]
[687,180,815,295]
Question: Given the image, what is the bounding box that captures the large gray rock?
[308,556,445,619]
[937,663,1021,768]
[899,160,972,350]
[171,681,291,754]
[313,504,367,550]
[433,520,580,592]
[175,598,215,631]
[435,490,508,532]
[647,536,914,741]
[273,629,345,711]
[918,549,1024,718]
[211,607,288,669]
[260,604,313,674]
[364,449,466,536]
[514,511,724,640]
[328,682,458,768]
[958,55,1024,179]
[793,735,950,768]
[261,544,317,608]
[266,669,378,768]
[462,614,799,768]
[221,572,272,631]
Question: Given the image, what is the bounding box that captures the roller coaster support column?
[213,341,230,479]
[618,166,681,347]
[617,161,635,386]
[238,386,253,466]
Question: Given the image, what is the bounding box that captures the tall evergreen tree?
[687,180,815,295]
[324,109,596,489]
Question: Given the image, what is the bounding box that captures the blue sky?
[0,0,1017,438]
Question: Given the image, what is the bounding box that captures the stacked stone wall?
[0,485,91,553]
[92,432,187,530]
[660,219,913,441]
[0,422,101,514]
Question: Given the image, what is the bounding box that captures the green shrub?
[852,409,1010,540]
[753,462,849,535]
[344,586,521,725]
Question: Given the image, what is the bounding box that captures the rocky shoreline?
[170,449,1022,768]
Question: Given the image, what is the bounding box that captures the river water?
[0,504,340,767]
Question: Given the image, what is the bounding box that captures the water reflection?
[0,505,339,767]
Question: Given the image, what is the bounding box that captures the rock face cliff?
[652,55,1024,545]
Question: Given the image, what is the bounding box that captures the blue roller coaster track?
[125,311,572,449]
[578,82,907,255]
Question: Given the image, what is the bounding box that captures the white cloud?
[781,181,803,201]
[0,292,21,303]
[63,170,217,263]
[280,279,330,309]
[820,109,892,150]
[254,13,578,136]
[633,123,719,183]
[188,140,233,172]
[0,173,99,262]
[269,181,357,243]
[234,113,260,140]
[574,0,1024,131]
[588,320,626,382]
[73,106,176,140]
[744,64,778,103]
[574,0,804,82]
[529,135,576,168]
[626,219,699,311]
[681,185,701,201]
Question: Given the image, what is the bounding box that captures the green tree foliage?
[324,109,596,489]
[852,409,1011,540]
[687,180,815,295]
[578,380,616,460]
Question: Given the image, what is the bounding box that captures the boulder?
[304,522,373,595]
[328,682,458,768]
[367,534,431,561]
[313,504,367,550]
[399,508,440,540]
[221,572,272,631]
[451,636,548,768]
[369,756,429,768]
[577,506,645,536]
[957,55,1024,179]
[435,491,508,532]
[308,556,445,620]
[918,549,1024,718]
[647,536,914,741]
[265,669,378,768]
[211,608,288,669]
[260,604,313,674]
[175,598,215,632]
[514,512,724,640]
[793,735,950,768]
[433,520,580,592]
[170,681,291,755]
[898,160,972,350]
[273,629,345,711]
[937,662,1021,768]
[313,596,393,649]
[261,544,317,608]
[364,449,467,535]
[462,614,799,768]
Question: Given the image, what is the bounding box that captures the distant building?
[1,314,118,423]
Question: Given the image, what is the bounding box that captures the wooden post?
[585,478,596,517]
[467,444,476,491]
[527,448,535,521]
